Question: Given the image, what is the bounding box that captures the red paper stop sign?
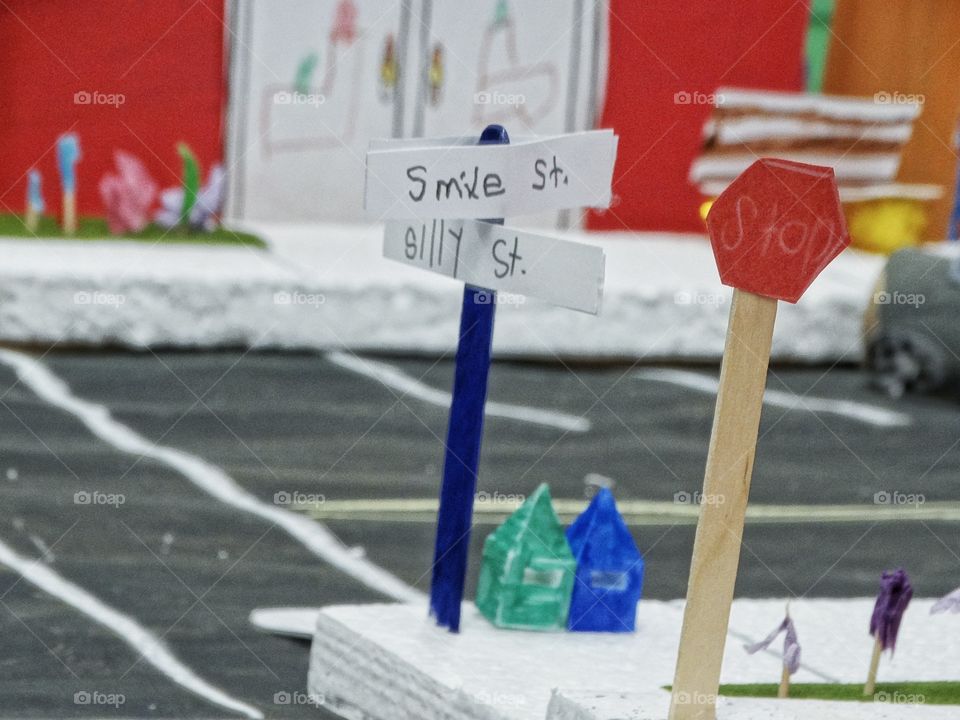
[706,159,849,304]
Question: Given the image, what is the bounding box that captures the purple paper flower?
[870,568,913,653]
[931,586,960,615]
[155,164,225,232]
[744,613,801,674]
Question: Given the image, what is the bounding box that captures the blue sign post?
[429,124,508,632]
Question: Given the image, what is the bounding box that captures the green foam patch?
[0,214,265,247]
[717,682,960,706]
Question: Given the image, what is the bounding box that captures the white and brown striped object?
[690,87,935,201]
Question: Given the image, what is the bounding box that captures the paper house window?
[476,484,575,631]
[566,488,644,632]
[589,569,629,592]
[522,567,565,588]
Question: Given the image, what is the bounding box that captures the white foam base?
[0,223,883,362]
[249,607,320,639]
[307,599,960,720]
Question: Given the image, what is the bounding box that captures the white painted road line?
[0,536,264,719]
[634,368,911,428]
[0,349,424,605]
[327,352,592,433]
[293,497,960,525]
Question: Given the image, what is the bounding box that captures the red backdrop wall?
[588,0,810,232]
[2,1,806,231]
[0,1,226,219]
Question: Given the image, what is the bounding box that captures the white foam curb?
[249,607,320,639]
[306,599,960,720]
[0,224,883,362]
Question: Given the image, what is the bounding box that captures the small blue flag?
[27,170,45,212]
[56,133,80,193]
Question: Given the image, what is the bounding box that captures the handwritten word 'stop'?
[706,158,849,304]
[364,130,618,219]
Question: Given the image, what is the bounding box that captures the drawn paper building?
[566,488,643,632]
[476,484,575,631]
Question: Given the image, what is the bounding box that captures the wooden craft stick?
[864,634,882,696]
[669,158,849,720]
[670,290,775,719]
[63,189,77,235]
[778,663,791,699]
[25,205,38,233]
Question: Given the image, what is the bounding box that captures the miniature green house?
[475,484,576,631]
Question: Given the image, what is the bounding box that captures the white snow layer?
[0,223,883,362]
[307,598,960,720]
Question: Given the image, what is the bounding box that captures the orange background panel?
[824,0,960,239]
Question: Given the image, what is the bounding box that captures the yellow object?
[847,199,928,255]
[380,35,397,91]
[699,199,714,223]
[428,45,444,105]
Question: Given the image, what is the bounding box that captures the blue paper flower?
[27,170,44,212]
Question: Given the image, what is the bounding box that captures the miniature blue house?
[475,484,576,631]
[565,488,644,632]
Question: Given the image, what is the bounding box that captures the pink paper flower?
[99,151,157,234]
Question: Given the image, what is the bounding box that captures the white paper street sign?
[383,218,605,314]
[366,130,618,220]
